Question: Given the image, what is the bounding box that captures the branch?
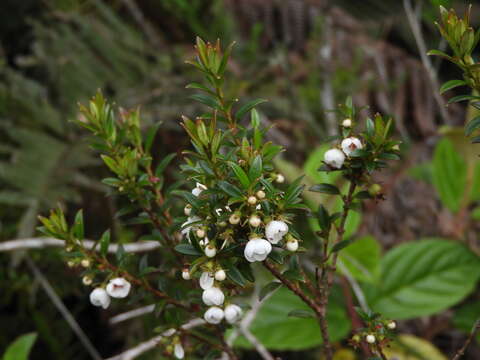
[106,318,205,360]
[403,0,451,125]
[109,304,155,325]
[0,238,160,253]
[452,319,480,360]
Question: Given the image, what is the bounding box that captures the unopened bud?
[184,204,192,216]
[81,259,91,268]
[229,213,241,225]
[256,190,266,199]
[82,276,93,286]
[67,261,75,268]
[275,174,285,183]
[387,321,396,330]
[368,183,382,196]
[205,245,217,258]
[247,196,257,205]
[342,118,352,128]
[366,334,376,344]
[286,239,299,252]
[249,215,261,227]
[214,269,226,281]
[182,268,191,280]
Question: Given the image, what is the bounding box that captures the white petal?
[200,272,214,290]
[174,343,185,359]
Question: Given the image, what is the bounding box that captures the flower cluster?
[89,277,131,309]
[349,309,396,354]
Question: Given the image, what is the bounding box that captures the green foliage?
[338,235,381,283]
[2,333,37,360]
[234,287,350,350]
[366,239,480,319]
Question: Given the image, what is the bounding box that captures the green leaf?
[72,209,84,240]
[338,236,381,283]
[225,262,247,287]
[330,239,353,253]
[233,287,350,350]
[447,94,480,104]
[174,243,202,256]
[3,333,37,360]
[440,79,468,94]
[366,117,375,137]
[100,230,111,257]
[287,309,315,318]
[427,49,452,60]
[453,302,480,338]
[431,138,466,213]
[248,155,263,182]
[465,116,480,136]
[309,183,340,195]
[317,205,331,231]
[155,153,176,175]
[259,281,282,301]
[366,239,480,319]
[228,162,251,189]
[218,181,243,198]
[235,99,267,120]
[189,94,220,109]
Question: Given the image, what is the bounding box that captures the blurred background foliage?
[2,0,480,359]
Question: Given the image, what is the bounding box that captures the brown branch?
[452,319,480,360]
[378,346,389,360]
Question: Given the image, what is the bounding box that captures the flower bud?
[275,174,285,183]
[324,148,345,169]
[286,239,299,252]
[229,213,241,225]
[342,118,352,128]
[249,215,261,227]
[387,321,396,330]
[192,182,207,197]
[244,238,272,262]
[67,261,75,268]
[247,196,257,205]
[202,287,225,306]
[200,271,214,290]
[106,277,131,298]
[182,268,191,280]
[214,269,226,281]
[184,204,192,216]
[204,306,224,324]
[224,304,243,324]
[205,244,217,258]
[174,343,184,359]
[82,276,93,286]
[392,144,400,151]
[196,228,206,238]
[368,183,382,197]
[81,259,91,268]
[218,221,227,227]
[256,190,266,199]
[89,288,110,309]
[65,245,73,252]
[366,334,376,344]
[341,137,363,156]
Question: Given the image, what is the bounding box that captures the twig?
[0,237,160,253]
[452,319,480,360]
[403,0,451,125]
[109,304,155,325]
[25,256,102,360]
[106,318,205,360]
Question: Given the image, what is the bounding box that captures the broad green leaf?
[234,287,350,350]
[228,162,250,189]
[338,236,381,283]
[174,243,203,256]
[440,79,468,94]
[384,334,447,360]
[3,333,37,360]
[366,239,480,319]
[99,229,111,257]
[432,138,467,213]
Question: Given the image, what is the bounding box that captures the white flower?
[182,269,191,280]
[202,287,225,306]
[214,269,226,281]
[174,343,184,359]
[204,306,224,324]
[229,213,241,225]
[82,276,93,286]
[387,321,396,330]
[192,182,207,197]
[256,190,266,199]
[324,148,345,169]
[265,220,289,244]
[249,215,261,227]
[341,137,363,156]
[342,118,352,128]
[90,288,110,309]
[224,304,243,324]
[244,238,272,262]
[81,259,90,268]
[366,334,376,344]
[200,271,215,290]
[199,237,209,246]
[184,204,192,216]
[286,239,299,252]
[205,244,217,258]
[196,228,206,238]
[106,277,131,298]
[181,216,201,241]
